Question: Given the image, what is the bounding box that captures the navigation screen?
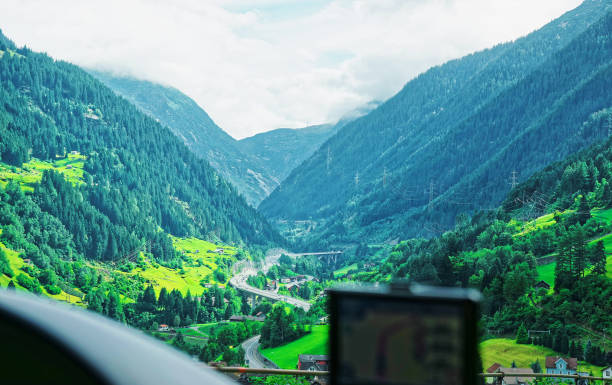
[334,295,466,385]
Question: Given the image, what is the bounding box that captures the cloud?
[0,0,581,138]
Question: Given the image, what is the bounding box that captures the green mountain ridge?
[259,0,612,248]
[0,30,282,262]
[90,71,373,206]
[344,115,612,368]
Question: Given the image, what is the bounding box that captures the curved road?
[229,253,312,311]
[242,335,265,368]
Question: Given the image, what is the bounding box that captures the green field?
[591,207,612,222]
[514,213,558,236]
[0,241,84,304]
[536,262,556,287]
[2,226,244,303]
[0,153,87,191]
[261,325,328,369]
[85,236,242,297]
[480,338,603,376]
[333,263,358,278]
[125,237,240,296]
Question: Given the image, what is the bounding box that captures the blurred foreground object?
[328,283,481,385]
[0,290,237,385]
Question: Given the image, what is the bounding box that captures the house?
[66,165,73,169]
[229,315,245,322]
[486,363,502,384]
[534,280,551,290]
[280,278,291,284]
[493,367,535,385]
[545,356,578,376]
[286,282,301,292]
[158,324,169,331]
[298,355,329,371]
[602,366,612,379]
[214,248,224,254]
[266,280,277,291]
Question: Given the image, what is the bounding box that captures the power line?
[510,170,518,189]
[428,180,435,212]
[326,145,332,175]
[383,167,387,188]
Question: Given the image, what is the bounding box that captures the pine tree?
[516,323,529,344]
[577,196,591,225]
[7,280,15,290]
[569,341,578,358]
[584,340,594,363]
[561,333,570,355]
[572,226,587,278]
[555,230,574,291]
[591,240,607,275]
[531,360,542,373]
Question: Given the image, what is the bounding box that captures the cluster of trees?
[124,284,251,330]
[260,304,308,348]
[0,30,282,265]
[355,136,612,365]
[199,321,260,364]
[260,6,612,248]
[517,324,611,366]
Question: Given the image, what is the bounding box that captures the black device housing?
[328,283,481,385]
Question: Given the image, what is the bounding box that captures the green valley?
[261,325,328,369]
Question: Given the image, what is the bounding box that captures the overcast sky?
[0,0,582,139]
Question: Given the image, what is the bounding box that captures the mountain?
[0,30,282,264]
[90,72,371,206]
[350,111,612,365]
[259,0,612,247]
[236,101,380,188]
[88,71,277,206]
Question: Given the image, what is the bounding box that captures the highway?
[229,252,312,311]
[241,335,272,369]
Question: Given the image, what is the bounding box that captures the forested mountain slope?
[260,0,612,247]
[0,30,282,263]
[236,101,379,192]
[238,124,336,186]
[91,72,359,206]
[348,112,612,366]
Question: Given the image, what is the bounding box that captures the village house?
[492,366,535,385]
[158,324,169,331]
[286,282,302,292]
[486,363,502,384]
[534,280,551,290]
[297,354,329,371]
[545,356,578,376]
[602,366,611,379]
[280,278,291,284]
[214,248,224,254]
[266,280,278,291]
[545,356,590,384]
